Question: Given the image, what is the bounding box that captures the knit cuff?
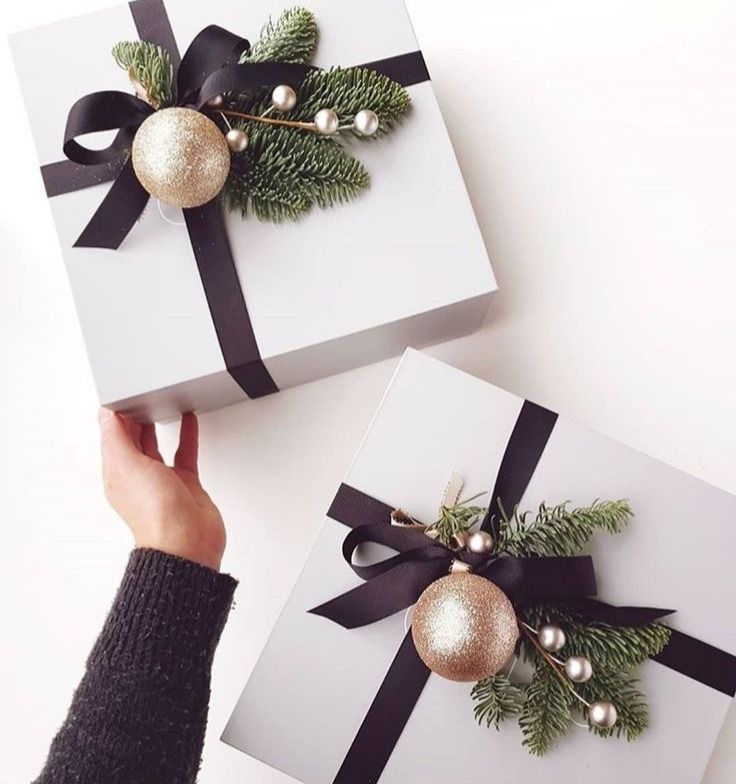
[88,548,238,672]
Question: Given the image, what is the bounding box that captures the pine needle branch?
[112,41,173,109]
[471,675,524,729]
[245,67,411,139]
[496,499,633,557]
[424,496,486,548]
[580,671,650,741]
[241,7,318,64]
[292,67,411,136]
[520,606,671,671]
[222,125,369,222]
[519,660,573,755]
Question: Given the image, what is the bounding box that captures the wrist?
[133,530,224,571]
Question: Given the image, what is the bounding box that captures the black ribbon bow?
[63,25,311,249]
[309,517,673,630]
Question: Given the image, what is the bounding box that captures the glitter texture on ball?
[411,573,518,682]
[132,107,230,208]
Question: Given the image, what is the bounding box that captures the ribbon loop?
[63,91,153,165]
[309,520,609,629]
[176,24,250,102]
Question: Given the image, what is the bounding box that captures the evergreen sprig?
[240,6,318,64]
[112,41,173,109]
[224,125,369,221]
[519,661,573,756]
[522,605,671,670]
[425,494,486,548]
[460,489,669,755]
[471,675,523,730]
[580,671,649,740]
[280,67,411,137]
[113,7,411,223]
[496,499,633,557]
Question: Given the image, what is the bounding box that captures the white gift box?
[9,0,494,421]
[223,349,736,784]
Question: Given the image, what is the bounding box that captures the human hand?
[99,409,226,571]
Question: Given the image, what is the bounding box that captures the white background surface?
[0,0,733,782]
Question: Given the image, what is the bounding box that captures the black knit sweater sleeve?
[34,548,238,784]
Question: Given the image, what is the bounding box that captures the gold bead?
[411,573,518,682]
[131,107,230,208]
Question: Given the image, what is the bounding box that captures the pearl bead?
[226,128,249,153]
[271,84,297,112]
[466,530,493,554]
[564,655,593,683]
[353,108,379,136]
[538,623,566,652]
[589,700,618,728]
[206,94,224,109]
[314,108,339,135]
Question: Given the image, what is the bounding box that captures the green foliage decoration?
[112,41,174,109]
[456,491,671,755]
[113,6,411,223]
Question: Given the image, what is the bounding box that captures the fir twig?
[519,660,574,755]
[289,67,411,137]
[223,125,369,221]
[424,495,486,548]
[496,499,633,557]
[112,41,173,109]
[241,7,318,64]
[520,606,671,671]
[471,675,523,729]
[580,671,650,741]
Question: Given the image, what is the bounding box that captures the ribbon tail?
[332,631,430,784]
[183,200,278,397]
[566,597,675,627]
[74,158,149,249]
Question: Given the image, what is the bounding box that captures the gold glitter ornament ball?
[131,107,231,208]
[412,573,518,682]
